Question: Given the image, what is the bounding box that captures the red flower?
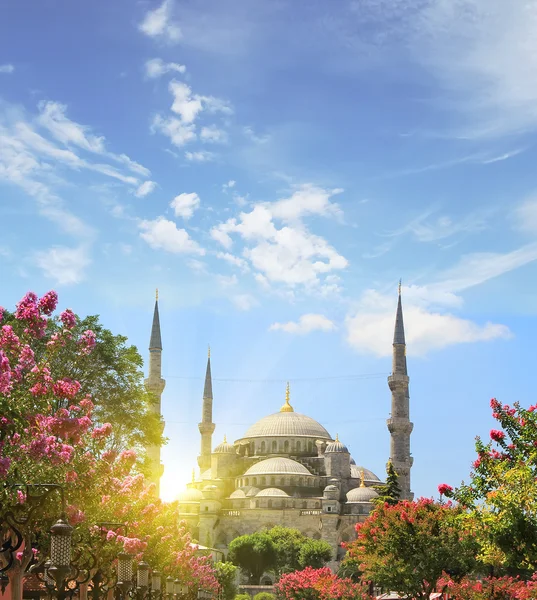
[438,483,453,496]
[490,429,505,442]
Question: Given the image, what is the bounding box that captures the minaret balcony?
[386,417,414,435]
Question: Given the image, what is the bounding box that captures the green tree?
[298,539,333,569]
[228,532,278,584]
[345,498,478,600]
[252,593,276,600]
[215,562,239,600]
[46,314,164,458]
[372,461,401,506]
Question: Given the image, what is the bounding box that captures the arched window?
[302,501,307,508]
[270,477,275,485]
[250,442,255,455]
[245,478,249,486]
[308,441,313,452]
[299,477,304,487]
[272,441,277,452]
[268,500,272,509]
[284,440,289,452]
[296,441,301,452]
[261,477,266,485]
[253,477,257,486]
[261,441,266,453]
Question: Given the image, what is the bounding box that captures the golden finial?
[191,469,195,483]
[223,434,227,443]
[208,344,211,359]
[360,469,365,487]
[335,433,340,442]
[398,279,402,296]
[280,381,294,412]
[156,288,159,301]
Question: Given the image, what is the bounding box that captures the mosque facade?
[144,289,413,565]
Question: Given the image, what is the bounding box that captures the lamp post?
[165,576,174,600]
[150,570,161,600]
[116,552,133,599]
[47,517,74,600]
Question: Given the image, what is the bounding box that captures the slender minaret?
[387,282,414,500]
[144,290,166,496]
[198,347,215,472]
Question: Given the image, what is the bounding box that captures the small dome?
[229,489,246,499]
[324,484,338,492]
[177,488,203,502]
[203,484,218,491]
[346,486,379,504]
[245,487,260,497]
[351,465,381,483]
[325,434,349,453]
[244,457,312,477]
[214,435,235,454]
[256,488,289,497]
[350,457,356,465]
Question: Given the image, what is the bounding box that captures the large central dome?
[241,411,332,440]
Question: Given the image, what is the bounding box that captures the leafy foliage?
[215,561,239,600]
[253,593,276,600]
[298,539,333,570]
[228,532,278,584]
[441,398,537,574]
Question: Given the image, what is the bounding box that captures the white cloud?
[0,64,14,74]
[215,251,249,271]
[346,300,511,357]
[35,245,91,285]
[270,314,336,335]
[135,180,157,197]
[513,197,537,235]
[209,185,348,291]
[139,216,204,254]
[232,294,258,311]
[138,0,181,43]
[243,126,270,144]
[151,114,196,146]
[200,125,228,143]
[222,180,236,192]
[170,192,200,219]
[145,58,186,78]
[216,274,238,287]
[169,80,203,123]
[185,150,214,162]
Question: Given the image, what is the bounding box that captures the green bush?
[234,595,251,600]
[252,593,275,600]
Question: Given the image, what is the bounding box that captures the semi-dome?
[214,435,235,454]
[346,486,379,503]
[244,457,312,477]
[325,434,349,453]
[177,488,203,502]
[241,411,331,440]
[245,487,260,497]
[351,465,380,483]
[350,457,356,465]
[256,488,289,497]
[229,489,246,499]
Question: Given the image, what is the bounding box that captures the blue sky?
[2,0,537,501]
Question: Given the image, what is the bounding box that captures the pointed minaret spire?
[387,283,414,500]
[198,348,215,472]
[144,291,166,496]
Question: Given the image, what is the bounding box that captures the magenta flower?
[490,429,505,442]
[38,291,58,316]
[438,483,453,496]
[60,309,77,329]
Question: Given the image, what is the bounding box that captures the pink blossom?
[17,490,26,504]
[79,330,96,355]
[0,351,12,395]
[0,456,11,479]
[0,325,20,353]
[438,483,453,496]
[65,471,78,483]
[490,429,505,442]
[106,530,117,541]
[91,423,113,440]
[52,378,81,400]
[38,291,58,316]
[66,504,85,525]
[0,307,4,323]
[18,345,35,370]
[60,309,77,329]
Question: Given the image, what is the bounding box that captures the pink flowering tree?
[0,292,217,600]
[437,573,537,600]
[274,566,372,600]
[439,398,537,574]
[344,498,478,600]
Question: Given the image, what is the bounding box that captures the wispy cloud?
[144,58,186,79]
[139,0,181,44]
[135,180,157,197]
[35,245,92,285]
[270,313,336,335]
[0,64,14,74]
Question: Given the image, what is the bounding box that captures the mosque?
[144,289,413,564]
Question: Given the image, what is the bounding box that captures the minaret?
[144,290,166,496]
[387,282,414,500]
[198,346,215,472]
